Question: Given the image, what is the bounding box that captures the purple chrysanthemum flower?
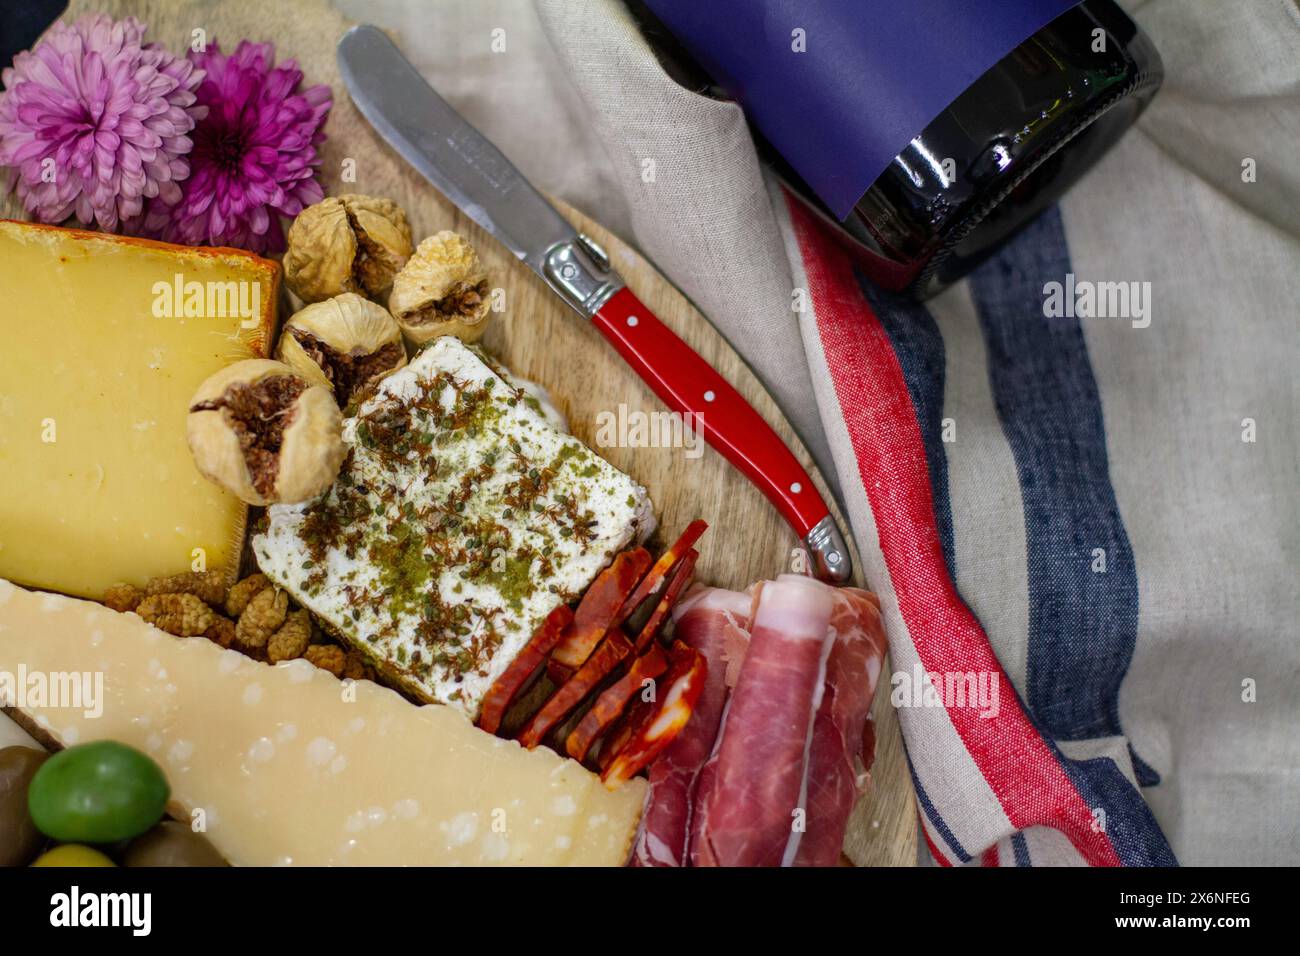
[141,40,331,253]
[0,14,205,231]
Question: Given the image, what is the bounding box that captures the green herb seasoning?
[251,337,654,719]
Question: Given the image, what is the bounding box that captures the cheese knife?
[337,24,851,584]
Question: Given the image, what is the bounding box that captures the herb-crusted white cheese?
[253,337,654,719]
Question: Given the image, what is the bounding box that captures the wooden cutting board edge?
[6,0,916,868]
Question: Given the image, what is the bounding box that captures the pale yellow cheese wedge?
[0,221,278,599]
[0,580,645,865]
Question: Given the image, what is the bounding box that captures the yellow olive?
[31,845,116,867]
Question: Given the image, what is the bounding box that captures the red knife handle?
[592,287,828,539]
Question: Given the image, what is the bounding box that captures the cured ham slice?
[684,588,754,865]
[693,576,835,867]
[632,586,750,867]
[635,574,888,868]
[790,582,887,866]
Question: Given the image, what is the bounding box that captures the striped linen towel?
[539,0,1300,865]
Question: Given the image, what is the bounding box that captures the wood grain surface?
[10,0,916,867]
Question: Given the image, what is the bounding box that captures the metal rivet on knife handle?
[804,515,852,585]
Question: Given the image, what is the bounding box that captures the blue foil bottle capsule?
[635,0,1163,299]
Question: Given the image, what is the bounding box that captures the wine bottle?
[633,0,1163,299]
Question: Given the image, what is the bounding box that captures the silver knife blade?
[337,25,577,273]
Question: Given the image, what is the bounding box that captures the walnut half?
[186,360,346,506]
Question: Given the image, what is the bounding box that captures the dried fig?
[284,195,412,302]
[186,360,345,506]
[276,293,407,406]
[389,231,492,345]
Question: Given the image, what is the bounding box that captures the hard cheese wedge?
[0,579,645,865]
[0,221,277,599]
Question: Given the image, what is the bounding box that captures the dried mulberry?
[136,593,217,637]
[304,644,346,677]
[235,587,288,649]
[267,610,312,663]
[204,617,237,648]
[225,573,269,618]
[144,570,229,606]
[103,583,144,614]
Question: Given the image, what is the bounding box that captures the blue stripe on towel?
[1060,753,1179,865]
[967,205,1158,787]
[906,750,973,864]
[1011,832,1032,866]
[854,275,957,578]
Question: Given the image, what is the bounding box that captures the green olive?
[0,746,48,867]
[124,821,229,867]
[28,741,169,843]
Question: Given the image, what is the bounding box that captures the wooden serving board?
[11,0,915,867]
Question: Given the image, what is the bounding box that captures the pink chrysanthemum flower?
[142,40,331,253]
[0,14,204,231]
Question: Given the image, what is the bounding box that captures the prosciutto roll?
[686,588,755,864]
[693,576,835,866]
[791,583,887,866]
[632,586,750,867]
